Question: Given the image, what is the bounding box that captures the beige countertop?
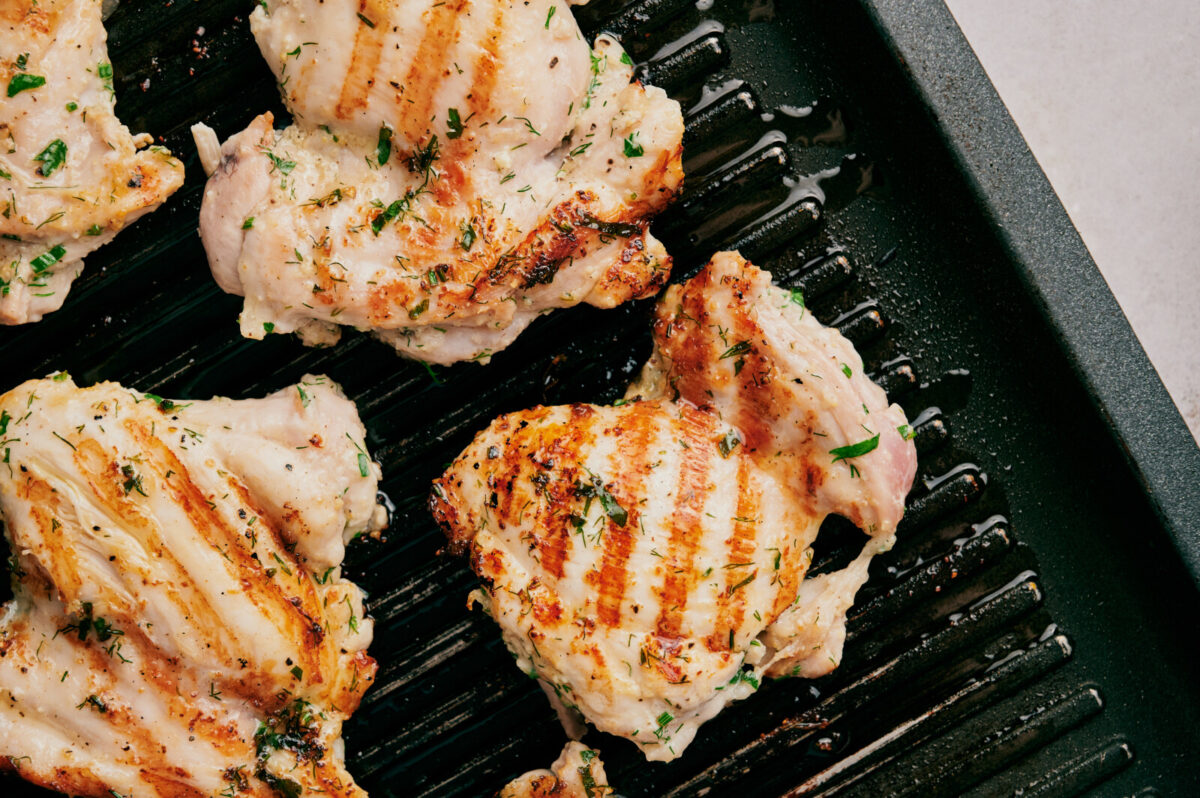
[945,0,1200,442]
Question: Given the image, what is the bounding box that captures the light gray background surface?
[944,0,1200,441]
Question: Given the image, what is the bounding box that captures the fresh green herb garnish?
[717,430,741,458]
[30,244,66,274]
[377,125,392,165]
[515,116,540,136]
[459,220,476,251]
[121,464,147,496]
[575,472,628,526]
[829,434,880,462]
[446,108,463,139]
[264,149,295,176]
[623,133,644,157]
[7,73,45,97]
[34,139,67,177]
[720,341,751,360]
[653,711,674,741]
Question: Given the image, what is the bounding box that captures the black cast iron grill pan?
[2,1,1199,796]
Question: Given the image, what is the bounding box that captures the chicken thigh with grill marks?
[431,251,918,761]
[0,375,382,797]
[0,0,185,325]
[194,0,683,365]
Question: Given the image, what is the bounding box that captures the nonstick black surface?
[3,1,1199,796]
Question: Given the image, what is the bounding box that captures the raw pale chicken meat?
[498,742,611,798]
[431,252,917,761]
[0,374,382,797]
[194,0,683,364]
[0,0,185,324]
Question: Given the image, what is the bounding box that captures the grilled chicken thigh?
[194,0,682,364]
[0,0,185,325]
[499,742,610,798]
[0,375,382,797]
[432,252,917,761]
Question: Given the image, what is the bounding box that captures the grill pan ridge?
[2,1,1198,797]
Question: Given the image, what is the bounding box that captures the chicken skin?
[0,0,185,325]
[194,0,683,364]
[431,252,917,761]
[0,375,382,797]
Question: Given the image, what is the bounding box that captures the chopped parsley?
[446,108,464,139]
[545,6,556,27]
[623,132,644,158]
[459,220,476,250]
[34,139,67,177]
[371,198,406,234]
[377,125,392,165]
[121,464,147,496]
[7,73,45,97]
[717,429,741,458]
[408,135,440,176]
[264,149,296,176]
[575,472,628,526]
[897,423,915,441]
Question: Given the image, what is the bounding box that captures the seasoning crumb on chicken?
[431,251,918,761]
[194,0,683,365]
[0,0,185,325]
[0,374,384,797]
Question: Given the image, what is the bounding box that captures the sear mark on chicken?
[431,252,918,761]
[0,0,185,325]
[0,374,384,797]
[498,741,611,798]
[193,0,683,365]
